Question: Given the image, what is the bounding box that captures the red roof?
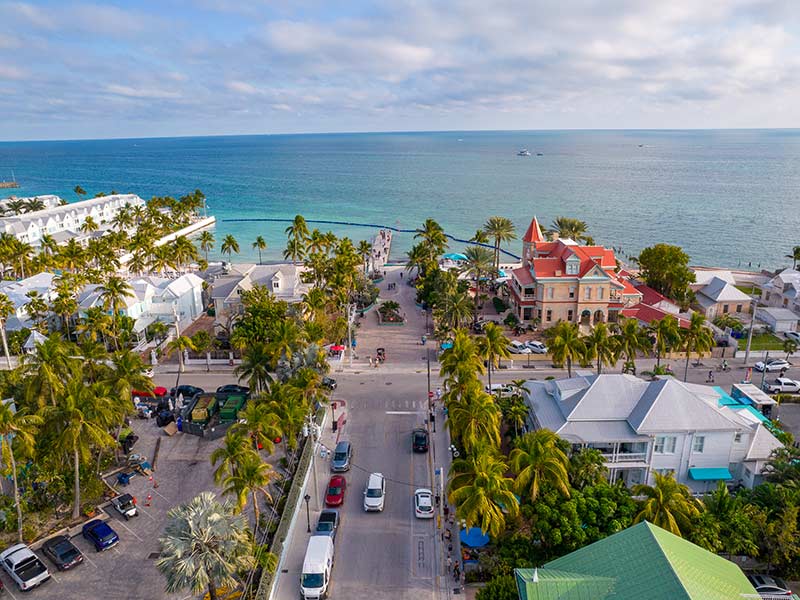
[529,240,618,279]
[618,278,642,297]
[512,266,535,285]
[634,283,676,307]
[522,216,546,244]
[620,304,689,328]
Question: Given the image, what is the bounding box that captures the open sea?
[0,129,798,269]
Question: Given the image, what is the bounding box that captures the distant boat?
[536,152,543,156]
[0,170,19,189]
[517,149,531,156]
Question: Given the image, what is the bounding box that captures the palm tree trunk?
[207,581,218,600]
[656,347,661,368]
[8,440,23,542]
[684,352,691,382]
[597,355,601,375]
[0,318,11,369]
[72,447,81,520]
[252,490,260,533]
[567,356,572,378]
[487,360,492,391]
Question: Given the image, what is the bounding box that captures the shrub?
[493,297,508,313]
[475,574,518,600]
[503,313,519,328]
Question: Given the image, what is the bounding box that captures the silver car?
[330,441,352,472]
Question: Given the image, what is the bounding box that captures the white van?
[300,535,334,599]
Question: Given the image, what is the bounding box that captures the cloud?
[0,63,25,79]
[104,84,182,100]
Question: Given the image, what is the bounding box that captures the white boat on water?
[517,149,531,156]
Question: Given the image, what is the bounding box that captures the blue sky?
[1,0,799,140]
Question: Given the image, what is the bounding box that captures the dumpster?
[219,394,246,422]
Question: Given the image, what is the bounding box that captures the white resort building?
[0,194,145,246]
[0,195,63,215]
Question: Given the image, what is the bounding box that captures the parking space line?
[114,519,143,542]
[4,583,18,600]
[81,553,98,569]
[49,571,60,583]
[137,507,157,521]
[151,488,170,502]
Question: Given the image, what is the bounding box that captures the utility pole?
[760,351,769,390]
[743,295,759,365]
[347,303,355,367]
[172,304,182,389]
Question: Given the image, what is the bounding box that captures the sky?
[1,0,799,141]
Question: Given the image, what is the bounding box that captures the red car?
[325,475,346,507]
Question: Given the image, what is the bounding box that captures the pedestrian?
[369,357,373,367]
[436,387,442,401]
[400,272,403,280]
[446,556,452,569]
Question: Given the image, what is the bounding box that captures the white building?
[523,374,783,493]
[0,272,57,330]
[0,195,62,215]
[761,268,800,316]
[0,194,145,246]
[693,276,753,319]
[755,306,798,333]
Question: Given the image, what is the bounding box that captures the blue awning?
[688,467,732,481]
[460,527,490,548]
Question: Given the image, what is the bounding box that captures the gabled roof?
[557,374,649,421]
[746,424,784,461]
[511,265,535,286]
[635,283,677,308]
[698,277,752,303]
[522,216,546,244]
[620,304,689,328]
[516,522,757,600]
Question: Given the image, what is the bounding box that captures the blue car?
[82,520,119,552]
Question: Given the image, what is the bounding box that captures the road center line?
[385,410,423,415]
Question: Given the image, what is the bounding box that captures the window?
[692,436,705,453]
[722,304,729,314]
[524,287,534,297]
[548,287,554,299]
[567,309,573,321]
[598,287,604,300]
[566,261,579,275]
[569,287,575,299]
[655,468,674,477]
[546,309,552,322]
[537,309,542,320]
[272,281,280,290]
[654,436,676,454]
[734,432,742,443]
[585,287,591,300]
[736,304,742,313]
[765,292,771,301]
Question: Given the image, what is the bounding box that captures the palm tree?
[22,335,79,407]
[234,400,281,454]
[448,447,518,539]
[582,322,618,375]
[45,378,116,518]
[786,246,800,269]
[509,429,570,502]
[478,322,510,390]
[483,216,516,274]
[0,403,42,541]
[210,430,253,484]
[568,448,608,489]
[650,315,681,368]
[435,286,474,334]
[544,321,586,377]
[283,238,306,265]
[165,335,196,383]
[613,318,651,375]
[73,185,86,201]
[0,292,14,368]
[157,492,254,600]
[264,382,306,454]
[285,215,310,246]
[222,453,279,531]
[548,216,590,242]
[681,312,715,382]
[269,319,306,366]
[80,216,99,234]
[220,235,240,261]
[440,329,486,382]
[199,231,215,262]
[357,240,372,275]
[98,275,133,348]
[447,391,501,453]
[632,471,701,536]
[252,236,267,264]
[461,245,495,322]
[784,338,798,360]
[104,349,153,407]
[52,289,78,339]
[414,218,448,263]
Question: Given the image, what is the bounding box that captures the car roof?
[43,535,69,547]
[334,441,350,451]
[415,488,432,495]
[328,475,345,484]
[0,544,32,561]
[367,472,384,486]
[86,520,112,533]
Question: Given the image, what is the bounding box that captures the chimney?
[555,270,562,277]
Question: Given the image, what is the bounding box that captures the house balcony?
[601,452,648,463]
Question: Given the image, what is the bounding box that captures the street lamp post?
[743,295,760,365]
[304,494,311,532]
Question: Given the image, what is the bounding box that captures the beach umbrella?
[460,527,490,548]
[443,252,468,261]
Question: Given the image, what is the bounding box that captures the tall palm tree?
[447,391,501,453]
[285,215,310,247]
[650,315,681,368]
[544,321,586,377]
[220,235,240,261]
[439,329,486,382]
[357,240,372,275]
[252,236,267,264]
[681,312,715,381]
[0,292,14,368]
[632,471,701,536]
[0,403,42,541]
[264,382,306,454]
[448,447,518,539]
[434,286,474,334]
[509,429,570,502]
[73,185,86,201]
[199,231,215,262]
[222,452,279,531]
[210,429,253,485]
[582,322,618,375]
[98,275,133,348]
[461,245,495,322]
[786,245,800,269]
[76,306,112,346]
[104,349,153,406]
[45,378,115,518]
[157,492,254,600]
[165,335,196,383]
[414,218,448,263]
[234,400,281,454]
[283,238,306,265]
[22,335,79,407]
[482,216,516,274]
[24,290,48,332]
[478,322,510,390]
[548,216,590,243]
[80,216,99,234]
[613,318,651,375]
[269,319,306,366]
[234,342,274,393]
[52,289,78,339]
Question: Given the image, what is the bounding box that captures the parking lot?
[0,393,224,600]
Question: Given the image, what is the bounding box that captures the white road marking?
[48,571,60,583]
[81,553,98,569]
[114,519,143,542]
[4,583,18,600]
[385,411,423,415]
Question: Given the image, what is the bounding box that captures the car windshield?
[366,488,382,498]
[417,497,432,510]
[328,486,341,495]
[302,573,324,588]
[316,522,333,532]
[414,433,426,443]
[333,452,347,461]
[97,528,116,543]
[54,542,79,561]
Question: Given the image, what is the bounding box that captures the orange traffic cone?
[145,493,152,507]
[153,479,159,489]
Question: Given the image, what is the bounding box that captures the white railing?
[601,452,648,463]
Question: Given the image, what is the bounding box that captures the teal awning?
[688,468,732,481]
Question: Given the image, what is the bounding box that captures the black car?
[412,428,429,453]
[170,385,204,399]
[41,536,83,571]
[216,384,250,395]
[321,376,337,391]
[314,509,340,541]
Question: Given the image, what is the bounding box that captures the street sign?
[428,391,434,399]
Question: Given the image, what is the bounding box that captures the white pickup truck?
[0,544,51,591]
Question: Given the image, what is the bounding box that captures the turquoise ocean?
[0,129,798,269]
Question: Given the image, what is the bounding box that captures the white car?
[786,331,800,344]
[507,340,532,354]
[0,544,51,591]
[525,340,548,354]
[363,473,385,512]
[485,383,514,397]
[764,378,800,394]
[414,488,435,519]
[754,358,791,372]
[143,367,154,378]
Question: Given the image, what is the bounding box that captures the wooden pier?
[0,181,19,190]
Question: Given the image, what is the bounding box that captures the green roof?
[515,522,757,600]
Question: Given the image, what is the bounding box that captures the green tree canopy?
[636,244,695,305]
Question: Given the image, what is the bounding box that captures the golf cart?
[111,493,138,520]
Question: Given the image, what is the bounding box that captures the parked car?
[325,475,347,507]
[414,488,435,519]
[170,384,204,399]
[0,544,50,591]
[111,493,138,520]
[786,331,800,343]
[485,383,514,397]
[41,535,83,571]
[330,441,352,472]
[82,520,119,552]
[754,358,791,372]
[216,384,250,395]
[525,340,548,354]
[507,340,532,354]
[314,509,340,541]
[412,428,429,453]
[473,318,500,333]
[764,378,800,394]
[142,367,154,378]
[363,473,386,512]
[746,574,792,598]
[321,376,337,391]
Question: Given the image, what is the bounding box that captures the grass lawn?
[735,284,760,295]
[738,332,786,351]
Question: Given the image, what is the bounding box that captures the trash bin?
[332,420,338,433]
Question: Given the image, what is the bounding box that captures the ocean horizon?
[1,129,798,270]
